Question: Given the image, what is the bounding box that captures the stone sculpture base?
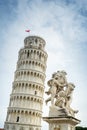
[43,116,80,130]
[49,106,69,117]
[43,106,80,130]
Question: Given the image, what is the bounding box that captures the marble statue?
[45,70,78,117]
[45,71,67,105]
[45,78,58,105]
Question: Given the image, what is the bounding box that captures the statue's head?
[61,70,67,76]
[47,79,53,87]
[52,70,67,79]
[67,83,75,91]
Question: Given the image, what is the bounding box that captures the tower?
[4,36,48,130]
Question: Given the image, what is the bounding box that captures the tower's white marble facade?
[4,36,47,130]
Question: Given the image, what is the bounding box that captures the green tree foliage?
[76,126,87,130]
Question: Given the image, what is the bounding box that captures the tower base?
[43,116,80,130]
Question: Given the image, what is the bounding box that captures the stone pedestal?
[43,116,80,130]
[43,106,80,130]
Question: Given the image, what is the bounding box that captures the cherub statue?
[45,70,67,106]
[55,83,78,116]
[45,70,78,117]
[45,78,58,105]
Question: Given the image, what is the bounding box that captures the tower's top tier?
[24,36,46,50]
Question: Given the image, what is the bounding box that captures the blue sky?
[0,0,87,129]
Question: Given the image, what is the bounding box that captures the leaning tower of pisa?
[4,36,48,130]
